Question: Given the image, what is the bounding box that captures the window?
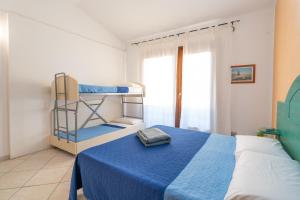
[142,46,213,131]
[143,56,176,127]
[180,51,212,131]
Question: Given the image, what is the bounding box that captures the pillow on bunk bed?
[111,117,142,125]
[118,82,144,94]
[119,82,141,87]
[235,135,290,159]
[225,151,300,200]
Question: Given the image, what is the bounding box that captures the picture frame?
[231,64,256,84]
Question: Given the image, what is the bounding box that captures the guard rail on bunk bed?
[50,72,145,154]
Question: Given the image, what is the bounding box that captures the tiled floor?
[0,148,86,200]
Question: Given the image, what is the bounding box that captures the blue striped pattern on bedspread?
[69,126,236,200]
[164,134,236,200]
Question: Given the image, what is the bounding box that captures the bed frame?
[50,73,145,154]
[277,75,300,162]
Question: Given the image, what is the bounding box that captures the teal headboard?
[277,75,300,162]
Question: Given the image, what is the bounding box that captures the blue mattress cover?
[69,125,236,200]
[78,84,129,93]
[59,124,124,142]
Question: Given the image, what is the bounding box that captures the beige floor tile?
[0,188,19,200]
[10,184,57,200]
[48,182,70,200]
[25,167,69,186]
[30,148,60,159]
[12,156,52,172]
[0,159,24,173]
[14,154,32,161]
[61,167,73,182]
[78,189,87,200]
[0,170,37,189]
[43,152,75,169]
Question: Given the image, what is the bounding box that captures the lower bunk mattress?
[69,125,236,200]
[50,121,145,155]
[59,124,125,142]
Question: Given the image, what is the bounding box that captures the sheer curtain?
[180,31,216,132]
[214,27,234,135]
[140,39,178,127]
[137,26,234,134]
[180,27,233,134]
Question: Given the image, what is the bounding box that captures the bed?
[69,75,300,200]
[50,73,145,155]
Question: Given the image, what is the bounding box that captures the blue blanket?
[78,84,129,93]
[69,126,235,200]
[79,84,118,93]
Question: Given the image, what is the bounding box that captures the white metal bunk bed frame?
[52,72,144,144]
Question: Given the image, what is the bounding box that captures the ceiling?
[77,0,275,41]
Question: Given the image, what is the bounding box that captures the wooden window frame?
[175,46,183,128]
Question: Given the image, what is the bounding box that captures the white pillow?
[235,135,290,159]
[111,117,142,125]
[225,151,300,200]
[128,87,143,93]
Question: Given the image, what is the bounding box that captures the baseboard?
[0,155,9,161]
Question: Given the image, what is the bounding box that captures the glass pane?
[143,56,176,127]
[180,52,212,131]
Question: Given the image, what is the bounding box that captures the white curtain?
[137,26,234,134]
[180,31,216,132]
[180,27,233,134]
[140,38,178,127]
[214,27,234,135]
[0,12,9,156]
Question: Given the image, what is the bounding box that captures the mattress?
[78,84,142,94]
[69,125,236,200]
[59,124,125,142]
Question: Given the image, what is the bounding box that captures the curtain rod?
[131,19,240,45]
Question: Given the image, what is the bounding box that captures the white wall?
[0,0,126,158]
[230,8,274,135]
[0,12,9,160]
[126,7,275,135]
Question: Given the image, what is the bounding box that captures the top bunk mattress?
[79,84,124,93]
[78,84,142,94]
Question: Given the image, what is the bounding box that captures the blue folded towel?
[137,128,171,147]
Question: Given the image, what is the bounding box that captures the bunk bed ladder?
[121,95,144,120]
[53,73,78,143]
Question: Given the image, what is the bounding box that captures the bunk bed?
[50,73,145,155]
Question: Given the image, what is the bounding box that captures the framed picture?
[231,64,256,84]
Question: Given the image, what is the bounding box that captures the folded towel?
[137,128,171,147]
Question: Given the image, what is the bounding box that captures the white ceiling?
[77,0,275,41]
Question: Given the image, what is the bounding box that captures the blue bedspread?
[69,126,236,200]
[59,124,124,142]
[78,84,129,93]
